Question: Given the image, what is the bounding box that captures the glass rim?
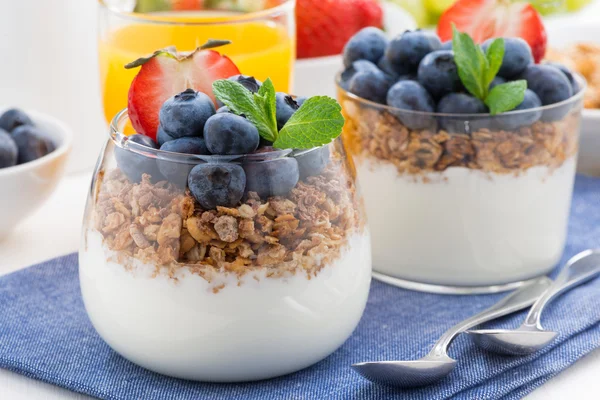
[335,72,588,119]
[98,0,296,26]
[109,109,326,164]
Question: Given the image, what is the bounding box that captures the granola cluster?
[547,44,600,109]
[89,153,364,284]
[340,95,579,175]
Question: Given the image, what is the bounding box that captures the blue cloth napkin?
[1,175,600,400]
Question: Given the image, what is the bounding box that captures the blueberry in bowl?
[337,26,586,293]
[0,107,71,238]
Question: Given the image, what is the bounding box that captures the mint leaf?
[212,79,279,142]
[485,80,527,115]
[452,25,488,100]
[484,38,505,90]
[274,96,344,150]
[252,78,278,142]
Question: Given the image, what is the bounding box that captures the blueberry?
[417,50,462,100]
[216,106,232,114]
[159,89,216,139]
[157,125,174,146]
[440,41,453,51]
[437,93,488,133]
[494,89,542,130]
[343,27,389,67]
[243,158,299,198]
[386,80,435,130]
[188,163,246,209]
[296,97,308,107]
[259,137,274,148]
[489,76,506,90]
[520,65,573,121]
[204,113,260,155]
[545,62,580,94]
[158,137,210,184]
[349,69,392,104]
[114,134,161,183]
[11,126,54,164]
[217,75,263,108]
[228,74,262,93]
[482,38,533,79]
[377,57,399,80]
[385,30,442,74]
[0,129,18,168]
[276,93,300,130]
[296,145,331,180]
[0,108,33,132]
[341,60,381,89]
[160,137,209,155]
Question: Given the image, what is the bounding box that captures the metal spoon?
[351,277,552,388]
[467,249,600,356]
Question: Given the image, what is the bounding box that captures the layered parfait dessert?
[337,1,584,292]
[80,43,371,381]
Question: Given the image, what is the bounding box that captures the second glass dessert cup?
[79,110,371,381]
[338,76,586,294]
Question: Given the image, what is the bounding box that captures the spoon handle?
[523,249,600,327]
[429,277,552,357]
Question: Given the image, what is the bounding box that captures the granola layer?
[88,150,365,283]
[340,93,580,176]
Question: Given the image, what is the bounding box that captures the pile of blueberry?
[341,28,581,129]
[116,75,331,210]
[0,109,55,169]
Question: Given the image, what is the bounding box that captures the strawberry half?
[437,0,547,63]
[126,42,240,140]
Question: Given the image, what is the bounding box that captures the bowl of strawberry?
[336,24,586,294]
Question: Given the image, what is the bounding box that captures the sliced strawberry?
[126,43,240,140]
[437,0,547,63]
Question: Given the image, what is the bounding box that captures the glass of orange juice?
[98,0,296,125]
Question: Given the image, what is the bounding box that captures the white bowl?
[0,110,72,238]
[545,18,600,176]
[293,1,417,98]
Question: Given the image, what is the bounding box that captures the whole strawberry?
[437,0,547,63]
[297,0,384,59]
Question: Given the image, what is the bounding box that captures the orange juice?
[99,11,295,124]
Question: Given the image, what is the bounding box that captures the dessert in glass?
[337,25,585,293]
[79,45,370,381]
[98,0,296,124]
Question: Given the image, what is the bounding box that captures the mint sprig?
[485,80,527,115]
[274,97,344,149]
[452,26,527,115]
[213,78,279,142]
[212,79,344,149]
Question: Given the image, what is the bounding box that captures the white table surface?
[0,172,599,400]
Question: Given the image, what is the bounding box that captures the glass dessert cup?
[98,0,296,124]
[79,110,371,382]
[338,76,586,294]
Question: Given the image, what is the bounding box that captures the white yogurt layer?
[79,230,371,382]
[357,157,577,287]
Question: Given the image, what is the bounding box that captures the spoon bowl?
[352,356,457,388]
[467,250,600,356]
[350,278,551,387]
[467,329,558,356]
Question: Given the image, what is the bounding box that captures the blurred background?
[0,0,598,174]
